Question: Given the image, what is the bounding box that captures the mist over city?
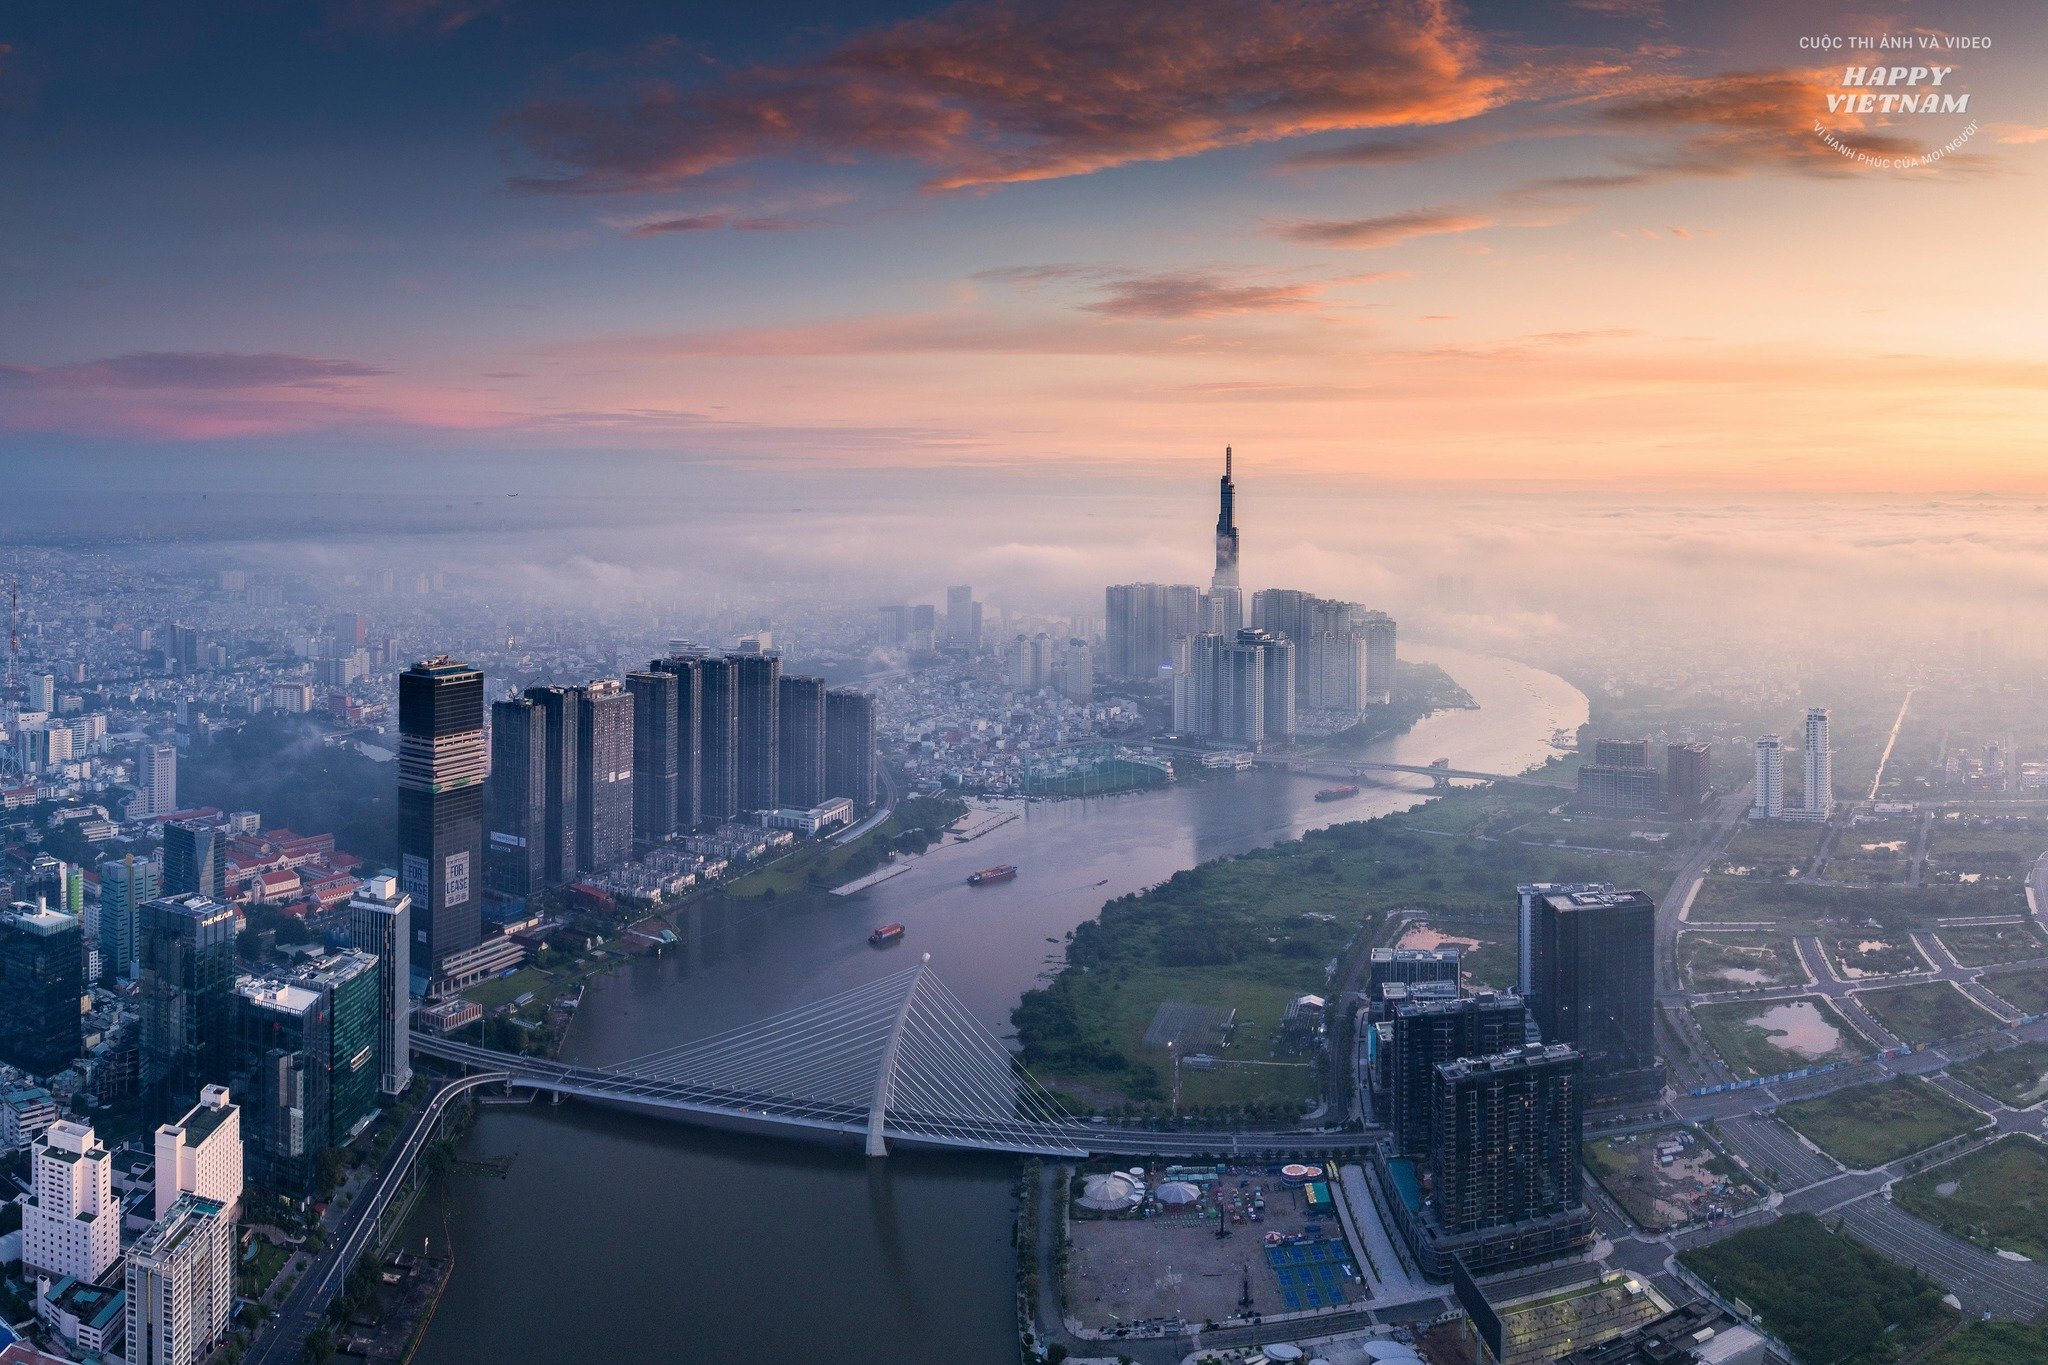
[3,2,2047,1365]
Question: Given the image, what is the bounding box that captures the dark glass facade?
[398,659,485,976]
[697,657,738,823]
[487,696,548,899]
[0,904,85,1075]
[824,688,877,809]
[137,895,236,1123]
[233,979,328,1208]
[776,675,827,810]
[576,680,635,873]
[625,671,679,843]
[731,654,780,813]
[1525,888,1663,1102]
[653,657,705,830]
[527,685,583,884]
[162,822,225,899]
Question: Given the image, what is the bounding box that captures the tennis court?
[1265,1238,1359,1312]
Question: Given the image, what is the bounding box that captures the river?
[405,645,1586,1364]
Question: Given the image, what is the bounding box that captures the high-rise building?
[698,655,739,823]
[98,853,161,984]
[1592,739,1650,767]
[24,1120,121,1283]
[1057,640,1094,704]
[1575,759,1663,813]
[625,670,679,845]
[1360,611,1397,705]
[824,688,877,809]
[162,822,225,900]
[731,653,780,813]
[1211,446,1241,605]
[1801,707,1833,821]
[0,901,84,1075]
[575,680,634,874]
[398,659,485,977]
[137,895,236,1123]
[1523,887,1662,1102]
[1425,1044,1589,1273]
[1103,582,1204,681]
[135,742,178,819]
[347,873,412,1097]
[1666,742,1712,815]
[1750,734,1784,820]
[486,695,548,899]
[945,585,982,648]
[776,675,827,810]
[651,656,706,830]
[1002,633,1052,692]
[153,1085,242,1222]
[1186,628,1292,746]
[1388,990,1526,1155]
[125,1193,233,1365]
[231,976,328,1206]
[1515,882,1613,998]
[303,950,381,1143]
[1366,947,1463,1001]
[525,685,583,884]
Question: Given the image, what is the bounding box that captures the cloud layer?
[508,0,1502,193]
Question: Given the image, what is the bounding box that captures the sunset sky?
[3,0,2044,494]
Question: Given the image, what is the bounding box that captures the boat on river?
[968,865,1017,886]
[1314,785,1359,803]
[868,923,905,947]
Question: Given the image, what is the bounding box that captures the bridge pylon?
[867,953,931,1157]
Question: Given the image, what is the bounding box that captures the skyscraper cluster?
[1103,452,1396,748]
[1573,738,1714,817]
[1364,882,1662,1278]
[479,651,879,916]
[1751,706,1831,822]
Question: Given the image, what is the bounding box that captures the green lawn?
[1687,877,2020,929]
[1719,822,1827,875]
[1948,1041,2048,1108]
[462,967,553,1010]
[1679,1214,1956,1365]
[1778,1076,1986,1169]
[1853,981,1998,1045]
[1894,1135,2048,1261]
[1937,921,2048,966]
[1678,932,1806,992]
[1981,967,2048,1016]
[1692,996,1860,1079]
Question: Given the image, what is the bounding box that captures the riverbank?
[404,646,1590,1365]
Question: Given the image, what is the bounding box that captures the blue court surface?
[1264,1238,1359,1311]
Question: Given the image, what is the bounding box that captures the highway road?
[244,1071,507,1365]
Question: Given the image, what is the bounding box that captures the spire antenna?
[1225,445,1232,477]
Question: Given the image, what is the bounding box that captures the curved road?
[244,1070,508,1365]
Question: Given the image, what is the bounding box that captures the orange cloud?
[1275,207,1493,248]
[506,0,1505,194]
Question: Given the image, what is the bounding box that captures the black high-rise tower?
[398,658,485,976]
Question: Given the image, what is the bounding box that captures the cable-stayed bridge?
[412,956,1378,1159]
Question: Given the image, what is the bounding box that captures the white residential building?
[125,1194,233,1365]
[2,1085,59,1148]
[1750,735,1784,820]
[23,1120,121,1284]
[1802,706,1833,820]
[153,1085,243,1222]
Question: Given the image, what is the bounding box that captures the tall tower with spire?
[1209,446,1243,631]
